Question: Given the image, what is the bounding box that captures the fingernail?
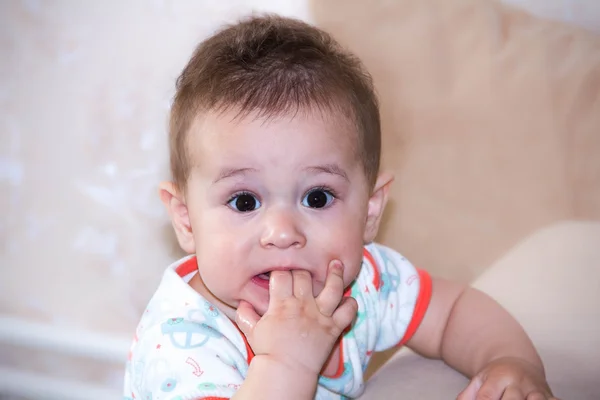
[331,260,343,271]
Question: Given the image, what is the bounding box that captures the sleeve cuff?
[397,269,432,347]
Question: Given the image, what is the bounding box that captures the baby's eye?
[228,193,261,212]
[302,189,334,209]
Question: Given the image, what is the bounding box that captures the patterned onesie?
[123,242,432,399]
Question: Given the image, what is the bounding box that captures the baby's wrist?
[472,340,544,377]
[482,356,545,376]
[236,355,319,400]
[251,354,320,384]
[245,355,319,399]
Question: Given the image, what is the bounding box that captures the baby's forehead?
[191,106,357,141]
[186,107,363,166]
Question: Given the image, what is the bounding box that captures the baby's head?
[160,14,393,318]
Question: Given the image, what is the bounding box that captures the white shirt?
[123,242,431,400]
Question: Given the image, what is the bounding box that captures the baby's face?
[183,108,380,319]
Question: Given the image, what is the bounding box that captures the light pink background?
[1,0,598,394]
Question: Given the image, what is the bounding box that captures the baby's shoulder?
[137,293,235,347]
[362,242,412,272]
[355,242,420,300]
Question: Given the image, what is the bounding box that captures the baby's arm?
[232,355,318,399]
[233,261,357,400]
[406,278,553,398]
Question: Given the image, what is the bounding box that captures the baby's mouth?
[251,272,271,290]
[257,272,270,280]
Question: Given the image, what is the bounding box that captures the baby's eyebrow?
[213,167,257,184]
[304,164,349,183]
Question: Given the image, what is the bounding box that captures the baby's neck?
[188,272,238,321]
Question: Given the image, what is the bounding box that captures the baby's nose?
[259,207,307,249]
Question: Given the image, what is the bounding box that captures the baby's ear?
[159,181,195,254]
[364,172,394,244]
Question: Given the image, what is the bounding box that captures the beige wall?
[0,0,598,394]
[312,0,600,281]
[1,0,314,336]
[0,0,315,393]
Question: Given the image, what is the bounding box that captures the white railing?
[0,315,131,399]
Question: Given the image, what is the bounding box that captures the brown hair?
[169,14,380,191]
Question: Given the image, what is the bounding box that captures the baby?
[124,14,556,400]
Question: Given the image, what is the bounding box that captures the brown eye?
[302,189,334,209]
[228,193,260,212]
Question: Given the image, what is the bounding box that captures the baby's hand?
[236,260,357,377]
[458,357,558,400]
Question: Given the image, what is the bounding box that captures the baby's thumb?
[235,300,260,338]
[457,374,482,400]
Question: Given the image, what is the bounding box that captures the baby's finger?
[292,269,313,299]
[457,376,482,400]
[475,378,506,400]
[525,392,548,400]
[500,386,524,400]
[331,296,358,330]
[269,270,293,301]
[235,300,260,338]
[316,260,345,317]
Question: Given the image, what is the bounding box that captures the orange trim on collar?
[363,248,381,290]
[175,256,198,277]
[321,338,345,379]
[234,324,255,365]
[198,397,229,400]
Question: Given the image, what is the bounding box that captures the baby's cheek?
[342,259,362,287]
[323,250,363,288]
